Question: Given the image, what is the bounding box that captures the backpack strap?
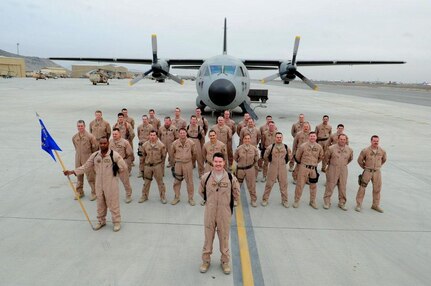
[203,171,212,202]
[267,143,275,162]
[203,171,235,215]
[228,172,234,214]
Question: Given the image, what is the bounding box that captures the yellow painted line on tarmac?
[235,193,254,286]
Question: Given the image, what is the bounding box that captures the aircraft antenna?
[223,18,227,55]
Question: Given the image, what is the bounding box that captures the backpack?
[267,144,289,164]
[109,150,120,176]
[186,125,202,140]
[203,171,235,215]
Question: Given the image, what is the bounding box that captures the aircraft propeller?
[129,34,184,86]
[261,36,318,90]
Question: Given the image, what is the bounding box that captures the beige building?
[0,57,26,77]
[40,67,70,77]
[71,64,131,79]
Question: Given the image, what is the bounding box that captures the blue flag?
[37,113,62,161]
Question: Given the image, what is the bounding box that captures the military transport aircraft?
[50,18,405,120]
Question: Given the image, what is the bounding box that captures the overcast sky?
[1,0,430,83]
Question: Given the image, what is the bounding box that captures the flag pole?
[54,150,95,230]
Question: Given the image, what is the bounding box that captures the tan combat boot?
[125,196,132,204]
[199,261,210,273]
[355,204,362,212]
[171,197,180,205]
[309,201,318,209]
[74,193,84,200]
[282,201,289,208]
[221,262,231,275]
[338,203,348,211]
[292,201,299,208]
[138,195,148,203]
[251,201,257,208]
[371,205,384,213]
[189,199,196,206]
[323,203,330,209]
[261,200,268,207]
[113,223,121,232]
[93,222,106,231]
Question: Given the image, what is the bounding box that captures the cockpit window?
[236,66,245,77]
[210,65,222,74]
[204,65,210,76]
[223,65,236,75]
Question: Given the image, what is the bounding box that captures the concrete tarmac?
[0,78,430,286]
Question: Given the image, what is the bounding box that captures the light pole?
[16,43,20,55]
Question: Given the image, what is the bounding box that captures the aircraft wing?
[49,57,153,64]
[167,59,205,66]
[242,59,405,69]
[49,57,206,67]
[296,60,406,66]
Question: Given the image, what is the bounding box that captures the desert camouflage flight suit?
[262,143,292,203]
[141,140,167,201]
[202,140,228,173]
[199,170,240,264]
[196,116,209,147]
[211,124,232,154]
[315,123,332,171]
[356,146,387,208]
[89,118,111,142]
[159,125,177,167]
[172,117,187,130]
[148,116,161,132]
[72,131,98,197]
[290,121,310,169]
[171,138,196,200]
[233,144,259,204]
[261,130,277,178]
[323,144,353,206]
[294,142,324,205]
[292,131,310,181]
[109,138,134,198]
[224,118,236,165]
[75,150,127,224]
[187,124,206,177]
[137,123,155,174]
[113,121,135,152]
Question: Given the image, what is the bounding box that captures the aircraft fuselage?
[195,54,250,111]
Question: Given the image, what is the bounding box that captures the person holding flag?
[63,136,128,232]
[38,113,95,230]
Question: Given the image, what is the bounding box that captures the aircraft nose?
[208,79,236,106]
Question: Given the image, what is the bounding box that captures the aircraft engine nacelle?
[151,60,169,80]
[279,62,296,82]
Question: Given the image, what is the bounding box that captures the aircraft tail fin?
[223,18,227,55]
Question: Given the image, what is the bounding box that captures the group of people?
[64,107,386,274]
